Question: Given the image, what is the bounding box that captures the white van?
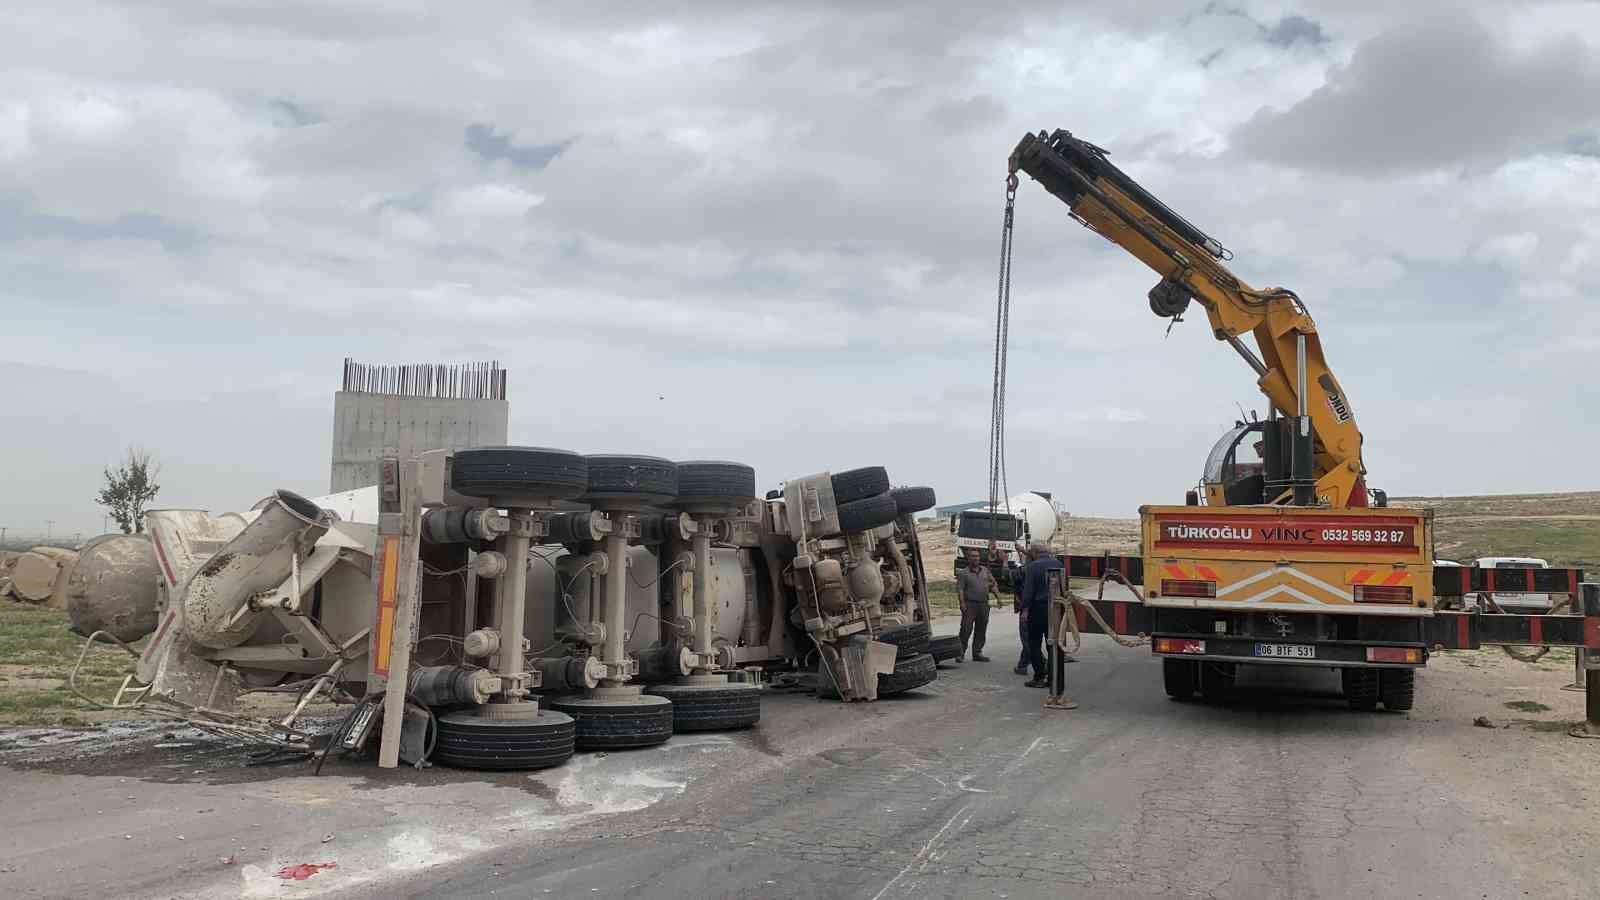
[1474,556,1553,611]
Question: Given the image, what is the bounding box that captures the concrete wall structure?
[330,392,508,492]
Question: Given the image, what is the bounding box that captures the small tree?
[97,447,162,534]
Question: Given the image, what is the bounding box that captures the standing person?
[1021,542,1065,692]
[1009,557,1030,675]
[956,548,999,661]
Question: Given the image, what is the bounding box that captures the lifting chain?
[988,173,1019,529]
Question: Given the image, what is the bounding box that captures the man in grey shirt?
[956,548,1000,661]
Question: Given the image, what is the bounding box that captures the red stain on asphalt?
[275,862,338,880]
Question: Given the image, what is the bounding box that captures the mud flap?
[832,635,898,700]
[139,631,241,711]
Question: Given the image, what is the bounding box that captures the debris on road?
[1474,716,1496,728]
[275,862,337,881]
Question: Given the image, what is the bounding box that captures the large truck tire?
[432,708,577,771]
[831,467,891,504]
[1379,669,1416,711]
[878,653,938,696]
[889,486,937,516]
[582,455,678,505]
[675,461,756,503]
[836,492,898,533]
[1163,658,1197,701]
[645,683,762,731]
[1342,668,1380,712]
[547,695,675,749]
[816,652,938,700]
[452,447,588,501]
[929,635,963,664]
[875,622,931,660]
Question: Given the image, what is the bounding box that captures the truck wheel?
[546,694,675,749]
[674,461,756,503]
[432,708,577,771]
[889,486,937,516]
[929,635,963,664]
[451,447,589,502]
[836,492,899,533]
[817,652,938,699]
[831,467,891,503]
[878,653,938,696]
[644,683,762,731]
[1379,669,1416,711]
[1199,662,1235,702]
[1342,668,1380,712]
[582,455,678,505]
[875,622,931,660]
[1162,659,1197,701]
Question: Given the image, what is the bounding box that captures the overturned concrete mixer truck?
[73,449,939,771]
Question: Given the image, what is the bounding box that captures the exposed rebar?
[340,358,507,400]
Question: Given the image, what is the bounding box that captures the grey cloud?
[267,98,321,128]
[464,124,571,170]
[1197,4,1328,47]
[1,1,1597,534]
[1565,134,1600,158]
[1263,15,1329,48]
[139,0,441,39]
[1231,19,1600,173]
[0,206,204,252]
[927,95,1007,132]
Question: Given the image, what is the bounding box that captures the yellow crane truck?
[1007,129,1590,710]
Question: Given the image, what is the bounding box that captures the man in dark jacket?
[1020,542,1063,688]
[1009,558,1029,674]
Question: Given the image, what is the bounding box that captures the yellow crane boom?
[1009,129,1369,508]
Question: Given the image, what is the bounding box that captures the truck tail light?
[1160,579,1216,599]
[1154,638,1206,654]
[1366,646,1422,664]
[1354,585,1413,604]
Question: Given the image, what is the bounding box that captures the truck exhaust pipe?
[183,490,329,649]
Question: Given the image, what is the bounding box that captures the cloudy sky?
[2,0,1598,540]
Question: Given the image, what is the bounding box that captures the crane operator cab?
[1201,421,1269,506]
[1199,419,1386,508]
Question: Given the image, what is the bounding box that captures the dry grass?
[0,602,135,726]
[1392,491,1600,568]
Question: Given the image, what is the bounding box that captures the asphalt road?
[378,611,1600,900]
[5,610,1596,899]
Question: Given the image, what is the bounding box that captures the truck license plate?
[1254,643,1315,659]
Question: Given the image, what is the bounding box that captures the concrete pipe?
[10,552,69,605]
[65,534,160,642]
[29,546,79,563]
[184,490,329,649]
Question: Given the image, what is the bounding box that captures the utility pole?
[1,526,7,548]
[44,520,53,541]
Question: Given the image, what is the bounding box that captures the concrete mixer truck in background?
[952,491,1061,585]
